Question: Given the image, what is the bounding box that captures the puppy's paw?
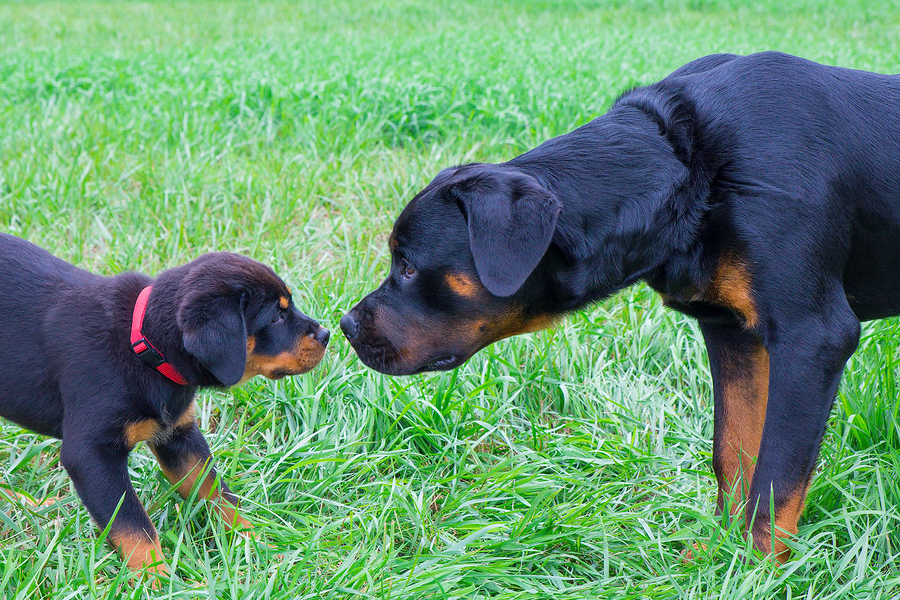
[680,541,708,564]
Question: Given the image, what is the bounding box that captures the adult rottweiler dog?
[342,52,900,562]
[0,233,329,581]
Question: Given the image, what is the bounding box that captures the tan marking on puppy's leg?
[154,451,208,500]
[189,462,251,530]
[173,401,198,431]
[156,453,252,531]
[208,488,253,532]
[125,419,162,449]
[109,528,168,583]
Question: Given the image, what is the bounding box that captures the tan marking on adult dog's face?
[445,272,481,298]
[494,311,557,338]
[365,302,558,375]
[279,296,289,309]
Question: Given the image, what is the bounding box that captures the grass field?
[1,0,900,598]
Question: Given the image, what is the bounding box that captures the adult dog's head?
[341,103,705,376]
[340,163,564,375]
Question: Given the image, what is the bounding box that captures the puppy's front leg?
[59,428,168,580]
[149,409,251,532]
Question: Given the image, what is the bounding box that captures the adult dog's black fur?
[341,52,900,562]
[0,233,329,580]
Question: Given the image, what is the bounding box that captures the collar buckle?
[131,338,165,369]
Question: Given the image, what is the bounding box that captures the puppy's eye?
[400,259,416,279]
[271,311,284,324]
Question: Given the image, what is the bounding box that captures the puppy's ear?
[178,293,247,387]
[452,170,561,297]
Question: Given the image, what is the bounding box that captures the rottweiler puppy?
[0,232,329,580]
[341,52,900,563]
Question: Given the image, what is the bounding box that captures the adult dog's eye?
[401,259,416,279]
[271,311,285,324]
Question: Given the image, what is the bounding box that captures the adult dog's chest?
[649,252,759,330]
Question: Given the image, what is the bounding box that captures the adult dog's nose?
[339,313,359,341]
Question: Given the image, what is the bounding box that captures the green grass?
[1,0,900,597]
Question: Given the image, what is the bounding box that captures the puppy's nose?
[315,327,330,347]
[340,313,359,341]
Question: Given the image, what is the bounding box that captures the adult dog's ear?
[178,292,247,387]
[452,169,561,297]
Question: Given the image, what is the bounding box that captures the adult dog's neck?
[507,101,713,313]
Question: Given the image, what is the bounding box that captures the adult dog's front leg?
[700,322,769,518]
[149,406,250,532]
[747,301,859,562]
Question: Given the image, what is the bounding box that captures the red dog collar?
[130,286,188,385]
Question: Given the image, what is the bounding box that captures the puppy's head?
[175,253,329,386]
[341,164,561,376]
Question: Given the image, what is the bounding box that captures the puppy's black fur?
[342,52,900,562]
[0,233,329,578]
